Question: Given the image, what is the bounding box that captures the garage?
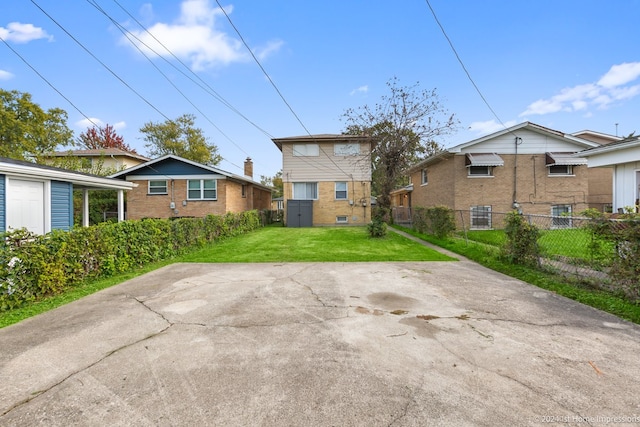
[6,178,45,235]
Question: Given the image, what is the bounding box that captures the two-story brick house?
[110,155,271,219]
[272,134,373,227]
[394,122,611,228]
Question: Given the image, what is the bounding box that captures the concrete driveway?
[1,259,640,426]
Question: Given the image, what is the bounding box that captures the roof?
[408,121,599,173]
[577,136,640,157]
[47,148,150,162]
[0,157,136,190]
[271,133,374,151]
[109,154,272,192]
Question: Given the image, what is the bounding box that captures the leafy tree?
[140,113,221,165]
[0,89,73,160]
[77,123,136,153]
[341,77,458,216]
[261,170,283,198]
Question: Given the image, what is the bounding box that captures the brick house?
[272,134,374,227]
[110,155,271,219]
[393,122,613,228]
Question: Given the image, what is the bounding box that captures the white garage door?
[6,179,45,234]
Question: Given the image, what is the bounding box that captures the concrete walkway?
[1,259,640,426]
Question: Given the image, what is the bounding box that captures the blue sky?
[1,0,639,179]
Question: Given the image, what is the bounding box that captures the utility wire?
[0,35,101,131]
[30,0,171,122]
[424,0,512,133]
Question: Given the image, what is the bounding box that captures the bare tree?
[342,77,458,217]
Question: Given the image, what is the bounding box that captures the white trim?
[126,174,225,181]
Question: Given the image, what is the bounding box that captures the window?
[292,182,318,199]
[468,166,492,176]
[334,143,360,156]
[293,144,319,156]
[336,215,348,223]
[242,184,246,198]
[548,165,573,176]
[471,206,492,229]
[421,168,428,185]
[551,205,572,228]
[187,179,217,200]
[148,180,167,194]
[335,182,348,200]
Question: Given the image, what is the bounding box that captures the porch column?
[118,189,125,222]
[82,189,89,227]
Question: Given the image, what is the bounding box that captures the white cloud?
[597,62,640,88]
[350,85,368,96]
[122,0,280,71]
[75,118,105,129]
[113,121,127,130]
[0,69,14,80]
[520,62,640,117]
[468,119,517,135]
[0,22,52,43]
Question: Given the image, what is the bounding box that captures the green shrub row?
[0,211,262,311]
[411,206,456,239]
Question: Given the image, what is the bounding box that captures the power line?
[0,34,101,131]
[424,0,510,132]
[30,0,171,122]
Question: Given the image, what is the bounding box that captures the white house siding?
[459,129,591,155]
[282,142,371,182]
[612,162,640,211]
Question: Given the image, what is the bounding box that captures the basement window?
[336,216,348,223]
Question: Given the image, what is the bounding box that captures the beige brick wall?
[409,154,596,217]
[282,181,371,226]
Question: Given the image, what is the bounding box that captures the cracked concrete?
[1,261,640,426]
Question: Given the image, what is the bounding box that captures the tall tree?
[78,123,136,153]
[0,89,73,160]
[140,113,221,165]
[342,77,458,216]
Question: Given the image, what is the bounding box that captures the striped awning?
[546,152,587,166]
[465,153,504,167]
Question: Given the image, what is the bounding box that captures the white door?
[6,179,45,234]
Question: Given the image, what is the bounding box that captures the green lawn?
[181,226,456,262]
[460,227,613,261]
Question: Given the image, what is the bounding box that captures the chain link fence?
[392,207,635,294]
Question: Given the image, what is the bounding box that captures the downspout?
[513,137,522,212]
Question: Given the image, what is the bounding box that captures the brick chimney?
[244,157,253,178]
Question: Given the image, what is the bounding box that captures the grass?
[181,226,456,262]
[460,228,614,261]
[395,225,640,325]
[0,226,454,328]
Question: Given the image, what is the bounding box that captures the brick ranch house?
[110,155,272,219]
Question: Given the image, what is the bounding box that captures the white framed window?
[336,215,348,223]
[187,179,217,200]
[335,182,348,200]
[292,182,318,199]
[551,205,572,228]
[421,168,428,185]
[148,180,167,194]
[468,166,492,177]
[471,205,492,229]
[293,144,319,156]
[548,165,573,176]
[334,143,360,156]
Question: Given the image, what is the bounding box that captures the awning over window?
[545,152,587,166]
[465,153,504,167]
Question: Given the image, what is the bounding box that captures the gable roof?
[271,133,373,151]
[0,157,136,190]
[577,135,640,157]
[408,121,600,172]
[109,154,272,191]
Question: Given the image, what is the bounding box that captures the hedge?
[0,210,262,311]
